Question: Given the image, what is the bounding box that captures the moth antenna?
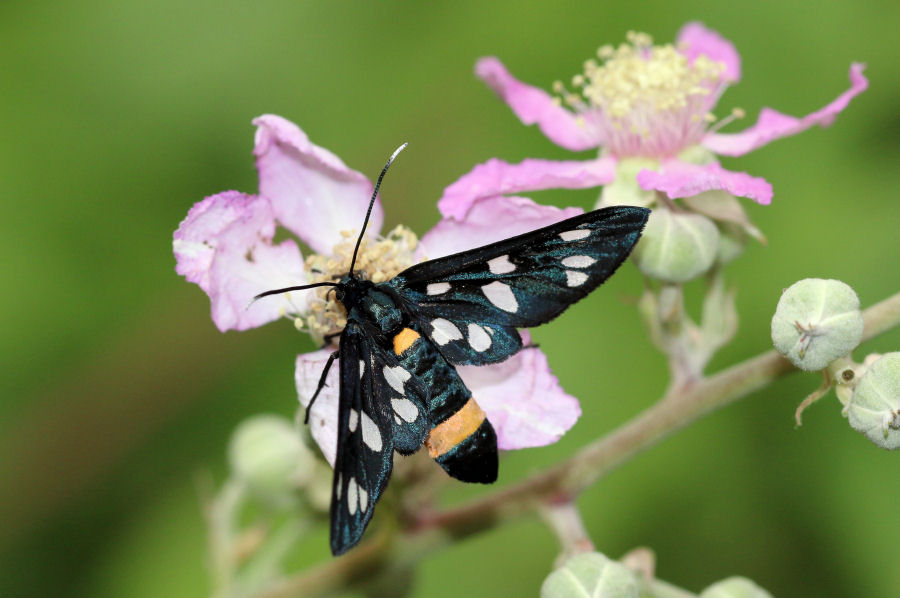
[247,281,339,309]
[348,142,408,276]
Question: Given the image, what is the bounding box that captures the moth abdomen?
[426,397,498,484]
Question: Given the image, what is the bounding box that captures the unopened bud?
[700,577,773,598]
[228,414,315,504]
[845,352,900,450]
[771,279,863,371]
[541,552,638,598]
[631,209,719,283]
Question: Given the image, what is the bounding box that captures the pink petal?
[457,331,580,450]
[438,156,616,220]
[420,195,583,260]
[295,333,580,462]
[676,22,741,83]
[476,57,599,152]
[296,349,341,467]
[253,114,383,254]
[702,63,868,157]
[174,191,308,331]
[636,161,773,205]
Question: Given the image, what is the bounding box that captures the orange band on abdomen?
[393,327,420,355]
[425,398,486,458]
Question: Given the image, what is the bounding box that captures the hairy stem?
[540,501,595,563]
[256,290,900,598]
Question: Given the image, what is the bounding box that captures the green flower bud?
[771,279,864,371]
[713,223,745,265]
[541,552,638,598]
[228,414,315,504]
[304,460,334,512]
[845,352,900,450]
[596,157,659,208]
[680,190,765,266]
[700,577,773,598]
[631,209,720,283]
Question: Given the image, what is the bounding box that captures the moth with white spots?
[253,147,648,556]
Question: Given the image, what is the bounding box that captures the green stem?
[208,479,245,598]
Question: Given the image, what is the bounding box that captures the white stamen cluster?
[294,225,419,345]
[554,31,732,157]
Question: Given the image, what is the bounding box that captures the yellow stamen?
[577,32,725,119]
[295,225,419,345]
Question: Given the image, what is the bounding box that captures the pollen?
[555,31,732,157]
[295,225,419,345]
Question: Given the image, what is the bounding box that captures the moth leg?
[305,350,339,424]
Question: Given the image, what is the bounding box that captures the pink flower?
[174,115,583,462]
[440,23,867,219]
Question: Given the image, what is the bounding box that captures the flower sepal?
[597,157,659,208]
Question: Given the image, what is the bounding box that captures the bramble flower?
[174,115,583,465]
[439,23,867,219]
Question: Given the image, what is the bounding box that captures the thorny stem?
[252,290,900,598]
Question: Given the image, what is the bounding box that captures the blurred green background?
[1,1,898,596]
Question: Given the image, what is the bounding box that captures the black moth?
[254,145,649,555]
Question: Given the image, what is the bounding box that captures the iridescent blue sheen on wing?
[329,321,428,555]
[386,206,649,365]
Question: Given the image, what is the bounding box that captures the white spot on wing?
[336,472,342,500]
[359,486,368,512]
[487,254,515,274]
[566,270,589,287]
[431,318,463,345]
[348,409,359,433]
[560,229,590,241]
[467,323,492,352]
[562,255,596,268]
[481,281,518,313]
[347,477,358,515]
[359,359,365,379]
[383,365,411,395]
[427,282,451,295]
[392,398,419,423]
[361,411,382,452]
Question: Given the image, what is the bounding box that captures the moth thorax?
[296,225,419,346]
[356,289,404,334]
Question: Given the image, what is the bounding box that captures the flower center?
[555,31,729,157]
[293,225,419,345]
